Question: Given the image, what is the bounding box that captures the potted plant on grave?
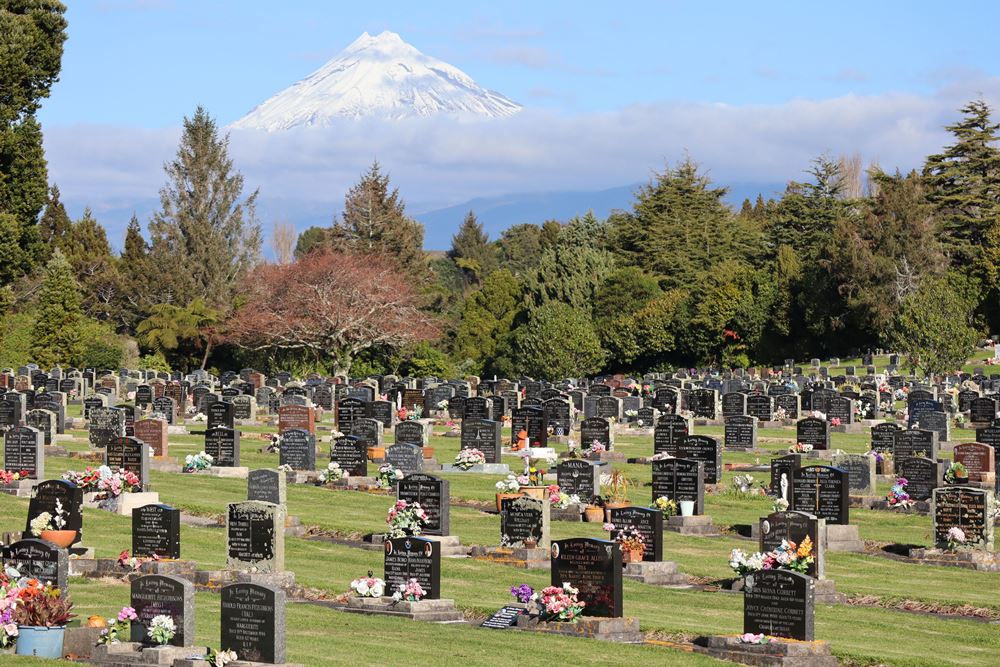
[653,496,678,518]
[29,498,75,548]
[602,470,633,519]
[494,474,523,511]
[606,523,645,563]
[583,496,605,523]
[12,577,75,658]
[945,462,969,485]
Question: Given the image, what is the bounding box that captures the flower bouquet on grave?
[944,462,969,485]
[454,448,485,470]
[0,470,30,485]
[97,606,137,645]
[738,633,771,645]
[391,578,426,602]
[830,417,842,427]
[788,442,812,454]
[375,464,403,489]
[495,474,521,494]
[653,495,678,517]
[608,524,645,563]
[11,577,75,643]
[885,477,913,510]
[147,614,176,645]
[729,537,813,577]
[946,526,967,550]
[117,549,158,573]
[772,497,789,512]
[0,567,21,649]
[727,473,762,497]
[385,500,428,538]
[510,584,534,604]
[205,648,238,667]
[319,462,348,484]
[531,583,585,623]
[183,451,214,473]
[350,571,385,598]
[64,466,140,510]
[585,440,607,459]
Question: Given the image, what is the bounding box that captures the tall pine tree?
[148,106,262,311]
[448,210,498,287]
[31,248,84,366]
[330,160,426,277]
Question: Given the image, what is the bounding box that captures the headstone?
[459,418,502,464]
[129,575,194,646]
[88,406,125,448]
[893,429,938,461]
[744,569,815,641]
[132,503,181,559]
[220,583,285,664]
[608,506,663,562]
[500,495,550,549]
[385,443,424,473]
[25,479,83,544]
[105,435,149,489]
[330,436,368,477]
[746,394,773,421]
[278,404,315,434]
[895,456,941,502]
[831,453,877,497]
[970,397,998,424]
[396,473,450,536]
[384,536,441,600]
[3,424,43,478]
[677,435,722,484]
[791,465,849,525]
[580,416,612,450]
[204,426,241,467]
[550,538,622,617]
[247,469,287,506]
[394,421,427,447]
[556,459,602,501]
[932,486,994,551]
[769,454,801,502]
[759,511,824,578]
[350,418,383,451]
[278,428,316,471]
[653,414,690,456]
[651,458,705,515]
[953,443,995,483]
[152,396,176,424]
[336,397,366,433]
[2,538,67,591]
[721,392,747,418]
[226,500,285,572]
[134,418,168,458]
[25,409,55,446]
[724,415,758,450]
[870,422,902,456]
[796,417,829,451]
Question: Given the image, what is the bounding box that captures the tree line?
[0,1,990,379]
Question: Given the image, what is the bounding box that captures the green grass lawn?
[4,401,1000,665]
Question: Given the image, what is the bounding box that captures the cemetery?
[0,356,996,666]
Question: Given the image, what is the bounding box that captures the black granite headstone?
[550,538,622,617]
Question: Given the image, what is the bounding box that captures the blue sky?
[37,2,1000,249]
[40,1,995,127]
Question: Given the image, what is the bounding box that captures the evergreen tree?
[448,210,498,286]
[497,223,543,276]
[525,212,615,313]
[115,215,152,329]
[148,106,262,310]
[38,184,71,252]
[923,100,1000,306]
[294,226,330,258]
[509,301,606,380]
[330,161,426,277]
[0,2,68,282]
[768,156,846,260]
[137,298,219,371]
[65,208,113,281]
[31,248,84,367]
[453,269,523,375]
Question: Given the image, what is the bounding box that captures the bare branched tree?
[270,220,297,264]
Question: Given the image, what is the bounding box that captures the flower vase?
[622,548,644,564]
[583,505,605,522]
[15,626,65,658]
[679,500,695,516]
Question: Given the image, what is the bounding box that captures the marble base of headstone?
[194,569,297,591]
[343,596,465,622]
[824,524,863,552]
[550,505,584,522]
[90,642,207,665]
[198,466,250,479]
[515,615,643,643]
[622,560,690,586]
[666,515,718,536]
[469,546,550,569]
[284,514,306,538]
[422,534,469,557]
[803,450,839,461]
[149,458,182,473]
[693,635,837,667]
[0,479,35,497]
[84,491,160,516]
[70,557,198,579]
[439,463,511,474]
[904,547,1000,572]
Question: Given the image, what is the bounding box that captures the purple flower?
[510,584,534,603]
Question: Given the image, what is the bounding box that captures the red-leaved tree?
[224,251,439,373]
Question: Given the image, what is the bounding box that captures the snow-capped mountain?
[230,31,521,130]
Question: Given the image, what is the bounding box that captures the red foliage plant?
[224,251,439,370]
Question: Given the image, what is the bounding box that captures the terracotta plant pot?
[496,492,523,512]
[603,502,632,521]
[39,530,76,548]
[583,505,605,522]
[520,486,547,501]
[422,447,434,460]
[622,548,644,564]
[367,447,385,461]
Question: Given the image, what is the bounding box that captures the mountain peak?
[230,31,521,130]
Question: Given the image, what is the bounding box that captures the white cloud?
[42,80,1000,247]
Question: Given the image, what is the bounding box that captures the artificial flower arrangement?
[391,578,426,602]
[147,614,176,645]
[788,442,813,454]
[436,400,449,410]
[772,498,789,512]
[773,407,787,421]
[729,473,761,496]
[944,461,969,484]
[531,583,585,623]
[350,571,385,598]
[885,478,913,509]
[729,536,814,577]
[585,440,607,457]
[205,648,239,667]
[97,606,137,645]
[605,523,645,558]
[624,409,638,419]
[550,487,580,509]
[29,498,67,536]
[454,448,486,470]
[495,474,521,494]
[650,451,674,461]
[9,576,75,629]
[830,417,842,427]
[375,464,403,489]
[946,526,967,550]
[117,549,159,571]
[0,566,20,649]
[510,583,534,604]
[63,466,141,509]
[653,496,678,517]
[738,632,771,645]
[385,500,428,538]
[183,451,214,473]
[319,462,348,484]
[0,469,30,485]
